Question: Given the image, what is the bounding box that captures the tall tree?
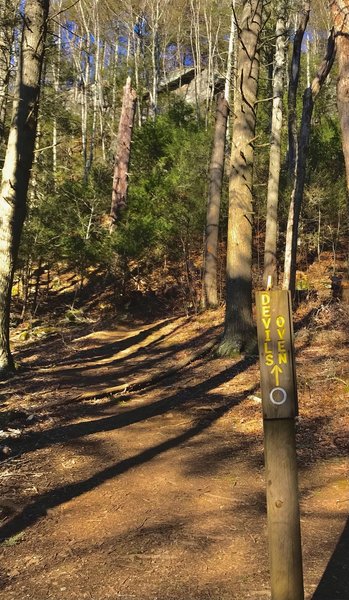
[287,0,310,177]
[283,29,336,291]
[0,0,49,377]
[330,0,349,191]
[263,1,288,287]
[202,92,229,308]
[218,0,264,356]
[0,0,18,140]
[110,76,137,231]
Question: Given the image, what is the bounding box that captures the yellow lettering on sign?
[277,328,285,340]
[264,341,272,354]
[276,315,285,328]
[262,306,271,317]
[265,329,271,342]
[261,293,270,305]
[278,340,286,352]
[262,317,271,329]
[265,354,274,367]
[265,354,274,366]
[278,353,287,365]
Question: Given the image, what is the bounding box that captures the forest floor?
[0,259,349,600]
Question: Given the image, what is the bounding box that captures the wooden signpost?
[256,290,304,600]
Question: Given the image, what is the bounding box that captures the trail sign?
[255,290,298,419]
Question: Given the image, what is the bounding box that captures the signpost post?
[256,290,304,600]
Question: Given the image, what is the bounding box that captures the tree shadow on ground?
[12,356,257,455]
[14,316,181,366]
[5,304,320,408]
[0,356,258,542]
[0,318,215,404]
[312,515,349,600]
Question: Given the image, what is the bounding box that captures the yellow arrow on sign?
[271,364,283,386]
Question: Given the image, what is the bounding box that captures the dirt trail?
[0,306,348,600]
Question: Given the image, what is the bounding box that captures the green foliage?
[303,111,347,254]
[20,166,112,275]
[113,99,211,262]
[19,99,211,283]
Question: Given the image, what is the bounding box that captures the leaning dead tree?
[110,76,137,231]
[283,29,336,292]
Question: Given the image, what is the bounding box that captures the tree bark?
[287,1,310,177]
[330,1,349,191]
[110,76,137,231]
[0,0,18,140]
[224,1,236,105]
[203,93,229,308]
[218,0,264,356]
[52,0,62,192]
[283,29,336,292]
[263,3,288,287]
[0,0,49,378]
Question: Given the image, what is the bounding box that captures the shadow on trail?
[15,356,257,455]
[312,515,349,600]
[0,358,258,543]
[4,322,220,405]
[50,317,188,369]
[40,326,218,383]
[16,317,181,367]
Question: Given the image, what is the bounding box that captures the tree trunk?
[224,1,236,104]
[150,1,160,119]
[88,0,100,173]
[0,0,49,378]
[263,4,288,287]
[283,29,336,292]
[189,0,202,121]
[330,1,349,191]
[110,76,137,231]
[203,93,229,308]
[287,1,310,177]
[218,0,264,357]
[52,0,62,192]
[0,0,18,140]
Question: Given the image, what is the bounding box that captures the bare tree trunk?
[110,77,137,231]
[52,0,62,191]
[0,0,18,140]
[263,3,288,287]
[224,0,237,145]
[190,0,202,121]
[88,0,100,173]
[330,1,349,191]
[218,0,264,356]
[287,1,310,177]
[111,25,119,131]
[283,30,336,292]
[203,93,229,308]
[224,1,236,105]
[151,5,159,119]
[0,0,49,378]
[32,257,42,314]
[79,0,91,182]
[203,2,220,125]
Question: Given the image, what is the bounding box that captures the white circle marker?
[269,387,287,405]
